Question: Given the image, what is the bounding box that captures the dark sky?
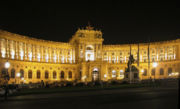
[0,1,180,44]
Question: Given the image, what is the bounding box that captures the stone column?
[70,49,73,63]
[44,47,47,62]
[83,44,85,61]
[16,41,19,60]
[5,39,8,58]
[40,46,43,62]
[60,49,62,63]
[65,49,67,63]
[56,48,59,63]
[167,46,169,60]
[165,46,167,60]
[73,49,75,63]
[32,44,34,61]
[8,40,11,59]
[34,45,37,62]
[23,43,26,60]
[176,44,180,60]
[24,43,27,60]
[78,44,81,62]
[95,44,98,60]
[26,44,29,61]
[173,45,176,60]
[14,41,17,60]
[48,47,51,62]
[33,44,36,61]
[116,53,118,64]
[0,39,1,58]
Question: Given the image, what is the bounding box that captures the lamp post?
[4,61,10,85]
[104,74,107,81]
[152,62,158,81]
[16,72,21,84]
[141,69,144,81]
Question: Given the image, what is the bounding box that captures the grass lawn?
[10,83,160,97]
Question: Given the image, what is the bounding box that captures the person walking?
[4,85,9,100]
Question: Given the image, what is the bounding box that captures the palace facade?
[0,27,180,84]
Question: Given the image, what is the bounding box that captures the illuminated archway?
[92,67,99,81]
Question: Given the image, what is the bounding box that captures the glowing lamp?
[16,73,20,77]
[141,69,144,73]
[5,61,10,69]
[104,74,107,78]
[152,62,158,68]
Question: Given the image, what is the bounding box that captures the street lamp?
[141,69,144,80]
[5,61,10,69]
[16,72,20,77]
[152,62,158,81]
[152,62,158,68]
[4,61,10,84]
[16,72,21,84]
[104,74,107,81]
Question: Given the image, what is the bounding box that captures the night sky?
[0,1,180,44]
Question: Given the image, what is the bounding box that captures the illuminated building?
[0,26,180,84]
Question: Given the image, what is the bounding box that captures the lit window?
[46,55,49,62]
[20,51,24,60]
[112,70,116,78]
[29,53,32,61]
[37,54,41,62]
[11,51,15,59]
[2,51,5,58]
[54,55,57,63]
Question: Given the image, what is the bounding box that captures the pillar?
[16,41,19,60]
[5,39,8,58]
[83,44,85,61]
[26,44,29,61]
[176,44,180,60]
[0,39,1,58]
[23,43,26,60]
[40,46,43,62]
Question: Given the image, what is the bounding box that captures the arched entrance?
[92,68,99,81]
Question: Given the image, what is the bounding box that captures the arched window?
[143,69,147,76]
[45,70,49,79]
[151,68,155,76]
[37,70,41,79]
[168,68,172,75]
[68,71,72,79]
[60,71,64,79]
[160,68,164,75]
[86,46,93,50]
[53,71,57,79]
[11,68,15,78]
[28,70,32,79]
[20,69,24,78]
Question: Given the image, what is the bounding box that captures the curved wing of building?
[0,27,180,84]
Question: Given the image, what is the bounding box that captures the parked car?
[0,85,19,96]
